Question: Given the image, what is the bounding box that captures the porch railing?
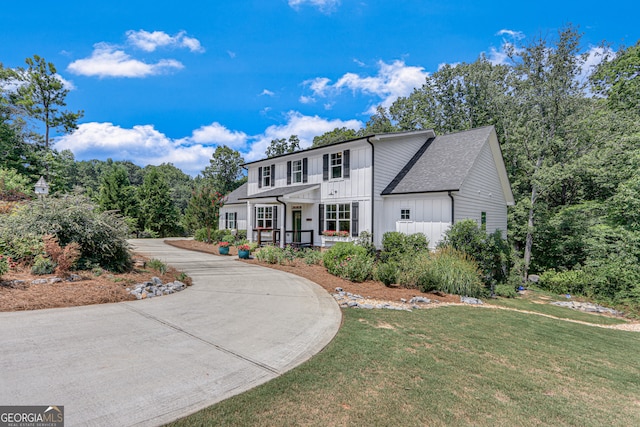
[252,229,314,248]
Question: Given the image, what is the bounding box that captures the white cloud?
[496,29,525,40]
[261,89,275,96]
[578,45,614,86]
[186,122,248,148]
[56,122,215,175]
[244,111,362,162]
[288,0,340,14]
[126,30,204,53]
[67,43,184,78]
[299,95,315,104]
[303,60,428,113]
[54,73,76,90]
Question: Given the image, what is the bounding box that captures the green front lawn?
[169,307,640,426]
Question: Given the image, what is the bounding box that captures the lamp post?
[35,176,49,205]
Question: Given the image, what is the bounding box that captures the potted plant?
[236,243,251,259]
[218,241,230,255]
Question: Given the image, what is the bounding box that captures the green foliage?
[255,245,286,265]
[494,284,517,298]
[301,248,323,265]
[539,270,597,296]
[590,40,640,112]
[355,231,377,256]
[417,248,484,297]
[374,261,398,287]
[184,183,223,238]
[194,228,211,243]
[396,252,431,289]
[312,127,359,147]
[147,258,167,275]
[333,252,374,283]
[0,255,8,277]
[202,146,245,195]
[265,135,300,157]
[31,254,55,275]
[221,234,235,243]
[138,167,180,237]
[440,220,510,285]
[381,231,429,262]
[0,194,132,272]
[0,167,32,194]
[322,242,369,276]
[98,165,140,231]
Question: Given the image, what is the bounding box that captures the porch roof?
[240,183,320,201]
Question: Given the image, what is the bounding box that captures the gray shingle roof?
[382,126,494,195]
[223,182,248,204]
[240,183,320,200]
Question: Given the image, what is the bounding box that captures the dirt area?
[0,257,189,312]
[164,239,461,304]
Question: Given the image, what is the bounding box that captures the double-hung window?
[330,152,342,179]
[325,203,350,233]
[226,212,237,229]
[261,166,271,187]
[256,206,274,229]
[292,160,302,183]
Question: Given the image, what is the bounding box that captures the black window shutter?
[273,206,278,229]
[287,161,292,185]
[225,212,229,229]
[351,202,359,237]
[319,204,324,235]
[258,167,263,188]
[270,164,276,187]
[322,154,329,181]
[302,158,308,183]
[254,206,258,227]
[343,149,350,178]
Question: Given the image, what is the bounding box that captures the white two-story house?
[219,126,514,249]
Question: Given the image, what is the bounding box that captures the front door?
[292,210,302,243]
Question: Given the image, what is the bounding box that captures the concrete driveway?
[0,239,341,426]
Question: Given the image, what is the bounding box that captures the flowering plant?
[218,241,230,248]
[322,230,350,237]
[236,244,251,251]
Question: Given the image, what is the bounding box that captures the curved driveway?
[0,239,341,426]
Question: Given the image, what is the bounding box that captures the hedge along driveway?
[0,239,341,427]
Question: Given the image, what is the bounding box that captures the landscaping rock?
[128,278,189,300]
[528,274,540,283]
[461,296,483,305]
[409,296,431,304]
[551,301,621,316]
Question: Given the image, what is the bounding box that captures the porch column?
[246,202,253,243]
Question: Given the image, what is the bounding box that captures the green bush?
[221,234,235,243]
[323,242,369,276]
[0,234,43,264]
[495,284,517,298]
[381,231,429,262]
[302,248,323,265]
[396,252,431,289]
[147,258,168,275]
[255,245,285,264]
[333,253,374,282]
[0,195,132,272]
[418,248,484,297]
[375,261,398,287]
[355,231,377,256]
[0,255,8,277]
[539,269,603,296]
[31,254,55,275]
[236,230,247,241]
[194,228,211,243]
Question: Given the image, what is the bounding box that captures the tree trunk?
[523,155,544,282]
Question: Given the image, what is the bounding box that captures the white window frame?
[330,152,343,179]
[292,159,302,183]
[325,203,350,233]
[262,166,271,187]
[256,206,274,229]
[400,209,411,220]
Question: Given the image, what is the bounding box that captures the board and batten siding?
[380,194,452,248]
[454,142,508,235]
[218,203,248,230]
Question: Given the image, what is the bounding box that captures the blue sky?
[3,0,638,175]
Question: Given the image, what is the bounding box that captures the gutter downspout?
[448,191,455,224]
[276,196,287,248]
[366,137,375,245]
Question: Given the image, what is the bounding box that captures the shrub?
[221,234,235,243]
[0,234,43,264]
[334,253,374,282]
[255,245,285,264]
[355,231,377,257]
[419,247,484,297]
[0,255,8,278]
[495,284,517,298]
[539,269,601,295]
[43,234,81,276]
[0,195,132,272]
[31,254,55,275]
[236,230,247,241]
[323,242,369,276]
[375,261,398,287]
[381,231,429,262]
[147,258,167,275]
[194,228,211,243]
[396,252,431,289]
[301,248,323,265]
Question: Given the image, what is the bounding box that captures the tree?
[145,163,193,214]
[12,55,83,149]
[202,145,245,195]
[138,167,179,237]
[98,165,140,221]
[183,183,224,241]
[265,135,300,157]
[312,127,359,147]
[590,40,640,113]
[362,105,397,134]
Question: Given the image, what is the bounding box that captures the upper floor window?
[323,149,350,181]
[292,160,302,183]
[331,152,342,179]
[401,209,411,220]
[258,164,275,188]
